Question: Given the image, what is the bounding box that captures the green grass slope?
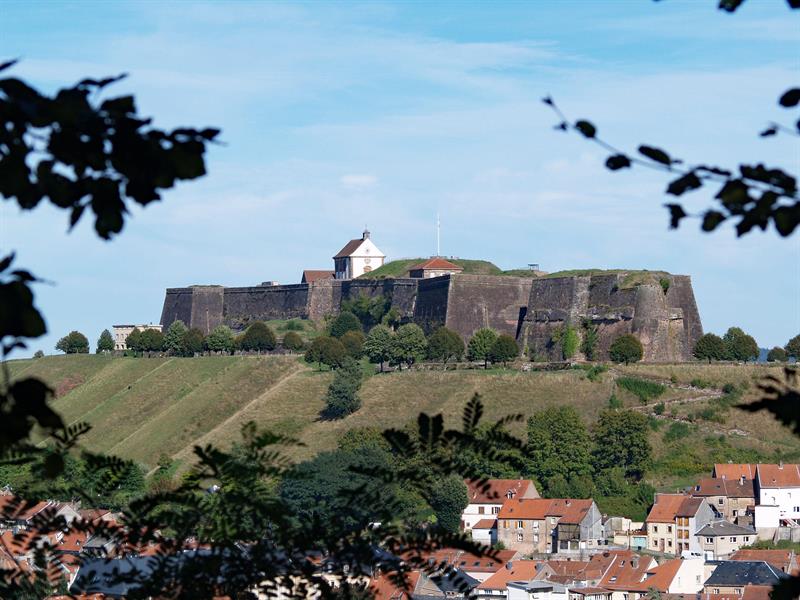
[4,356,797,487]
[359,258,501,279]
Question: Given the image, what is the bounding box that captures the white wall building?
[462,479,539,532]
[112,324,162,351]
[332,229,385,280]
[754,463,800,528]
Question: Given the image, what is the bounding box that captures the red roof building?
[408,257,463,279]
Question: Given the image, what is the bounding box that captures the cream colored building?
[332,229,385,279]
[112,324,162,351]
[697,520,756,560]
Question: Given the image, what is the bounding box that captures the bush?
[609,334,643,364]
[585,364,608,382]
[426,327,464,365]
[550,325,578,360]
[33,349,44,359]
[240,322,277,352]
[55,330,89,354]
[581,319,599,361]
[282,331,304,352]
[617,377,665,403]
[693,333,726,362]
[664,421,691,443]
[468,328,498,368]
[786,334,800,360]
[608,393,622,409]
[329,311,362,338]
[659,277,670,294]
[767,346,787,362]
[205,325,235,353]
[322,357,363,419]
[96,329,114,353]
[722,382,737,394]
[182,328,205,356]
[285,319,304,331]
[340,330,365,358]
[490,334,519,366]
[305,336,346,369]
[654,402,665,415]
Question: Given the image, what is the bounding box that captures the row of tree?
[694,327,799,363]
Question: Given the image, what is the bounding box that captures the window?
[668,540,673,548]
[517,520,524,529]
[492,506,500,514]
[744,537,750,542]
[478,506,485,515]
[667,525,673,533]
[533,521,539,529]
[718,498,724,505]
[652,540,657,548]
[730,537,737,543]
[794,506,800,513]
[517,533,523,542]
[653,525,658,533]
[503,520,508,529]
[534,534,539,542]
[706,537,713,543]
[713,589,720,595]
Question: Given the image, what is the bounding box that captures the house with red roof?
[692,476,755,523]
[497,498,603,555]
[753,463,800,528]
[332,229,385,279]
[462,479,540,541]
[645,494,714,556]
[408,257,464,279]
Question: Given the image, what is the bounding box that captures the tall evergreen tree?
[96,329,114,354]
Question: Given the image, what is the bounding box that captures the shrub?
[305,336,346,370]
[648,416,661,431]
[609,334,643,364]
[617,377,665,403]
[33,350,44,359]
[282,331,304,352]
[608,393,622,409]
[722,383,737,394]
[340,330,365,358]
[285,319,304,331]
[490,334,519,366]
[654,402,665,415]
[205,325,235,353]
[581,319,600,361]
[468,328,498,368]
[562,326,579,360]
[786,334,800,360]
[56,330,90,354]
[181,328,205,356]
[690,378,712,389]
[322,357,363,419]
[659,277,670,294]
[696,407,725,423]
[767,346,787,362]
[586,364,608,382]
[329,311,362,338]
[426,327,464,365]
[664,421,691,443]
[239,322,277,352]
[693,333,726,363]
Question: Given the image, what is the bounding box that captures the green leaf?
[574,120,596,139]
[779,88,800,108]
[702,210,726,232]
[638,145,672,166]
[605,154,631,170]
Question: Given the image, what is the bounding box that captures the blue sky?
[2,0,798,355]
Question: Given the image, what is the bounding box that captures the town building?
[696,520,757,560]
[729,548,798,574]
[300,270,334,283]
[332,229,385,279]
[475,560,543,600]
[753,463,800,528]
[645,494,714,555]
[408,257,464,279]
[702,560,787,595]
[462,479,540,532]
[692,476,755,523]
[112,323,162,351]
[507,580,568,600]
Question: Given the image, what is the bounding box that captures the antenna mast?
[436,212,440,257]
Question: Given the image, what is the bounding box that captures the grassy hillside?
[359,258,502,279]
[5,356,797,489]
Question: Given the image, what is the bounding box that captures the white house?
[507,580,568,600]
[753,463,800,528]
[462,479,540,533]
[332,229,385,280]
[112,323,162,351]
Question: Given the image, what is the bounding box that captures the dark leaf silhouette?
[701,210,725,231]
[575,120,596,138]
[665,204,687,229]
[666,172,702,196]
[638,145,672,166]
[605,154,631,170]
[779,87,800,107]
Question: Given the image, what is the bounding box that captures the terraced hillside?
[5,356,798,484]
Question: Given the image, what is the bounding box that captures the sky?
[2,0,799,356]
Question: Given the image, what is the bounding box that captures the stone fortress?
[160,230,704,362]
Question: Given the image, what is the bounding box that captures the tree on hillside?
[609,334,643,365]
[390,323,427,370]
[329,311,362,338]
[181,328,205,356]
[363,325,393,372]
[467,328,498,368]
[340,330,365,359]
[341,295,390,331]
[785,334,800,360]
[125,328,143,354]
[139,328,165,352]
[322,357,363,419]
[239,322,277,352]
[592,409,652,482]
[429,475,468,533]
[304,336,346,370]
[426,326,464,366]
[768,347,788,362]
[490,334,519,367]
[693,333,726,363]
[525,406,592,489]
[205,325,235,353]
[96,329,114,354]
[164,320,188,355]
[55,331,89,354]
[723,327,759,362]
[282,331,304,353]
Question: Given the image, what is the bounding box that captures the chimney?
[779,461,784,469]
[740,475,745,485]
[362,228,370,240]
